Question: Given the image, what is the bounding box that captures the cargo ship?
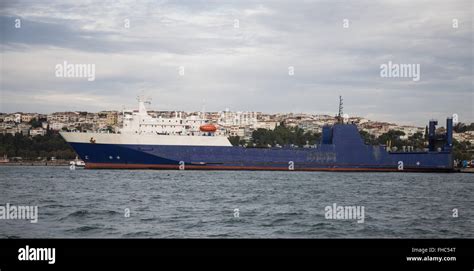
[60,97,454,172]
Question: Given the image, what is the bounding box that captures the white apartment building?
[50,122,66,130]
[30,127,46,136]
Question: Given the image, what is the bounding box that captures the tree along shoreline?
[0,132,76,161]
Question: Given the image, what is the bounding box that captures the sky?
[0,0,472,126]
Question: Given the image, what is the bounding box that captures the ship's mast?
[137,94,151,116]
[337,96,344,123]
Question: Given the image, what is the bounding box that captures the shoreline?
[0,161,69,166]
[460,167,474,173]
[0,162,472,173]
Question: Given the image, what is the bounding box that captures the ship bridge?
[121,97,225,137]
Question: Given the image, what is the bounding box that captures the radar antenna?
[137,92,152,105]
[337,96,344,123]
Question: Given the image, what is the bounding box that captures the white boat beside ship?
[69,157,85,167]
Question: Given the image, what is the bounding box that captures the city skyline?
[0,97,469,128]
[1,0,472,127]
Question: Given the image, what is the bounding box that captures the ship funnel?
[445,117,453,150]
[428,120,437,152]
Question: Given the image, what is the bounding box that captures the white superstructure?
[122,97,211,136]
[60,97,232,147]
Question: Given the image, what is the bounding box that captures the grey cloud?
[0,0,472,126]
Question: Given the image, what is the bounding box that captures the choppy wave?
[0,166,473,238]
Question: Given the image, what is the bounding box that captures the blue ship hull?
[66,123,455,172]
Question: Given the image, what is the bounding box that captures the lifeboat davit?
[199,124,217,132]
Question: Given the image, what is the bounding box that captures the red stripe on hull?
[85,163,453,172]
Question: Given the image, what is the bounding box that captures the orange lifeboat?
[199,124,217,132]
